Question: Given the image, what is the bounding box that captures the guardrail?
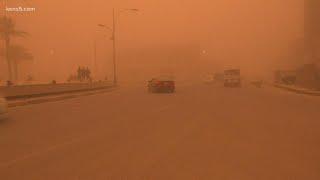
[0,81,114,100]
[274,83,320,96]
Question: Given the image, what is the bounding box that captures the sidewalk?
[274,84,320,96]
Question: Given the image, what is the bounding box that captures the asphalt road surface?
[0,82,319,180]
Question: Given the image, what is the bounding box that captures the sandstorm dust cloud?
[0,0,303,82]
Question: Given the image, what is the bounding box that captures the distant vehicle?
[203,74,214,84]
[224,69,241,87]
[274,70,296,85]
[0,97,8,120]
[148,76,175,93]
[251,80,263,88]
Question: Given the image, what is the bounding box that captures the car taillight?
[167,83,174,88]
[156,81,162,86]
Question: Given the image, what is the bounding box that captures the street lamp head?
[128,9,139,11]
[121,8,140,13]
[97,24,112,31]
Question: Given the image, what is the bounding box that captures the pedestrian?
[77,66,81,81]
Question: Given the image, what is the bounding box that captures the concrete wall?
[0,81,113,99]
[305,0,320,61]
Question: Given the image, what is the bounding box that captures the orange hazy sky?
[1,0,304,82]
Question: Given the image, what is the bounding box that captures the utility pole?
[98,8,138,85]
[93,39,97,79]
[112,8,117,85]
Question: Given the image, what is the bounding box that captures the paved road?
[0,82,319,180]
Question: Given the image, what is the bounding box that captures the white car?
[0,97,8,120]
[203,74,214,84]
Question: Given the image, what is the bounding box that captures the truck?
[224,69,241,87]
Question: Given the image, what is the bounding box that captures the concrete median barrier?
[0,81,114,100]
[7,88,116,108]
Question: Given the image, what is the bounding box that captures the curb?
[273,84,320,96]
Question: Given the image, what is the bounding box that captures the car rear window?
[155,76,175,81]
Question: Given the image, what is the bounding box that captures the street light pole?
[99,8,138,85]
[112,8,117,85]
[93,39,97,79]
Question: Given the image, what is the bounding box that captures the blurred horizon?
[0,0,304,83]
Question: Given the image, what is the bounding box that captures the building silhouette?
[305,0,320,62]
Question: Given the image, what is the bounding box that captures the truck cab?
[224,69,241,87]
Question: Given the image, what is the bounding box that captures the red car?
[148,77,175,93]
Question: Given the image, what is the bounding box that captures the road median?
[7,88,116,108]
[274,83,320,96]
[0,81,116,107]
[1,81,114,100]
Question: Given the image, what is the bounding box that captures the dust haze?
[3,1,320,180]
[1,0,303,82]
